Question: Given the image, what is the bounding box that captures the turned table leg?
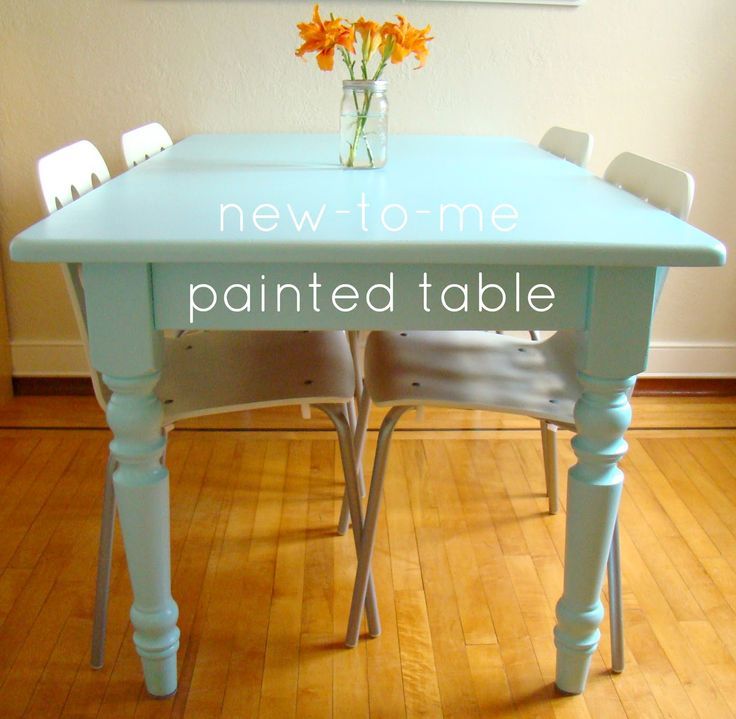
[554,373,634,694]
[104,371,180,697]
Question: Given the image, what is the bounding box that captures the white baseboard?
[645,342,736,377]
[10,339,736,378]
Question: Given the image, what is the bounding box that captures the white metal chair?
[346,152,695,675]
[340,127,595,534]
[121,122,173,168]
[539,126,594,167]
[38,140,111,210]
[38,140,379,669]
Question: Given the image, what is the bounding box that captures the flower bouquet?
[296,5,433,168]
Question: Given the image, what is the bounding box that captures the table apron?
[152,263,590,331]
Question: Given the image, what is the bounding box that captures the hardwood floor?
[0,396,734,717]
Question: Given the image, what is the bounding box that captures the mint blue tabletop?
[10,134,726,267]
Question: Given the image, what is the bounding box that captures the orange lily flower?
[295,4,355,71]
[380,15,433,68]
[354,17,382,61]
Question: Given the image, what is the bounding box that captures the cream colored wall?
[1,0,734,376]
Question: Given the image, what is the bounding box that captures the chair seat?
[158,330,355,423]
[364,330,582,426]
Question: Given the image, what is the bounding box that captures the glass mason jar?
[339,79,388,169]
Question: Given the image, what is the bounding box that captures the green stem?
[372,37,393,80]
[347,90,375,167]
[339,46,355,80]
[339,46,365,166]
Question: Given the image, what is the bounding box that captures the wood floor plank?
[504,554,555,649]
[628,438,720,561]
[466,644,517,719]
[0,437,41,497]
[218,558,275,719]
[414,521,481,719]
[500,636,556,719]
[24,616,91,718]
[258,440,310,719]
[477,441,530,558]
[465,441,529,645]
[494,440,558,561]
[300,440,336,637]
[296,632,333,719]
[620,602,698,719]
[0,438,81,574]
[296,441,337,719]
[382,438,424,593]
[608,669,664,719]
[218,438,279,717]
[432,441,497,646]
[179,439,240,719]
[394,589,443,719]
[685,438,736,503]
[578,652,628,719]
[709,663,736,717]
[0,567,32,627]
[400,439,440,531]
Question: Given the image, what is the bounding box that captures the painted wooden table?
[10,134,726,697]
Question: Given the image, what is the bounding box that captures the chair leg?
[347,330,365,400]
[338,386,371,536]
[346,405,411,647]
[541,421,559,515]
[347,330,366,494]
[540,420,550,495]
[608,520,624,673]
[354,386,370,490]
[163,424,174,464]
[337,487,351,536]
[346,397,365,497]
[91,453,117,669]
[317,403,381,639]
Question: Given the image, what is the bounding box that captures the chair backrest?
[604,152,693,220]
[121,122,173,168]
[605,151,695,311]
[38,140,110,214]
[37,141,111,409]
[539,126,593,167]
